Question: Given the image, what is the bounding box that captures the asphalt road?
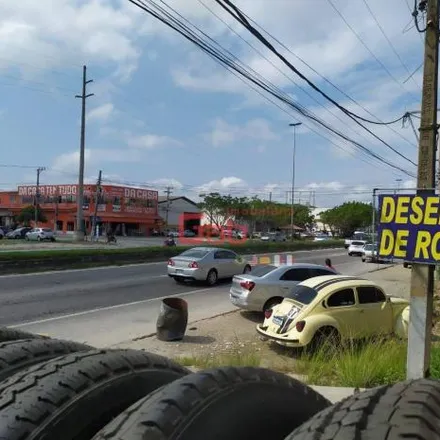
[1,248,380,346]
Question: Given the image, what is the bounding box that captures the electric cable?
[127,0,416,177]
[214,0,416,167]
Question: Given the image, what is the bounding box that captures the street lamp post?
[289,122,302,241]
[395,178,402,193]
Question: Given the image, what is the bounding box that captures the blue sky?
[0,0,424,207]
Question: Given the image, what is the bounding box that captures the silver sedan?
[167,247,251,286]
[229,263,338,312]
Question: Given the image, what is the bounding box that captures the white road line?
[9,287,216,328]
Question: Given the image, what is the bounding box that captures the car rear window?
[250,265,277,277]
[352,241,365,246]
[285,285,318,305]
[179,249,210,258]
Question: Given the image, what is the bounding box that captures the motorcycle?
[164,237,176,246]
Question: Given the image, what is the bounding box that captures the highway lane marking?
[0,249,346,279]
[8,287,219,328]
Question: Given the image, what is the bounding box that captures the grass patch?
[295,339,440,388]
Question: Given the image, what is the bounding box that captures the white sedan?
[348,240,366,256]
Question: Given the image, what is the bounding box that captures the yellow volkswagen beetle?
[256,275,409,348]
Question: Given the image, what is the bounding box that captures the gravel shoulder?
[117,264,413,369]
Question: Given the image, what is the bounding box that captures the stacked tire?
[0,327,437,439]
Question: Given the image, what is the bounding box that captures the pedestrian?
[325,258,335,271]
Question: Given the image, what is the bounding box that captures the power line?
[213,0,416,166]
[127,0,416,177]
[326,0,419,98]
[361,0,422,91]
[229,7,416,149]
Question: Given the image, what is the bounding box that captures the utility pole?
[269,192,272,202]
[91,170,102,241]
[74,65,94,241]
[164,186,173,229]
[407,0,439,379]
[289,122,302,241]
[34,167,46,225]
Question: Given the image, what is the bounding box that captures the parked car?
[25,228,56,242]
[313,234,331,242]
[183,230,196,237]
[348,240,367,256]
[261,232,286,242]
[0,229,4,239]
[167,247,251,286]
[257,275,410,349]
[6,227,32,239]
[229,263,338,312]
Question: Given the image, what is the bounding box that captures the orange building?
[0,184,163,236]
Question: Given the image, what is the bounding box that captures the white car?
[25,228,56,242]
[348,240,366,256]
[361,243,393,263]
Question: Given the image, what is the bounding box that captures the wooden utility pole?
[34,167,45,225]
[407,0,439,379]
[74,65,94,241]
[91,170,102,241]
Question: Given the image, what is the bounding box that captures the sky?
[0,0,426,207]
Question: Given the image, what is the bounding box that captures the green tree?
[16,205,47,226]
[320,201,372,237]
[198,193,232,229]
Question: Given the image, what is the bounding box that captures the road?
[1,248,381,347]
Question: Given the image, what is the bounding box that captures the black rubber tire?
[0,326,48,343]
[174,277,185,284]
[92,366,331,440]
[285,378,440,439]
[206,269,218,286]
[0,349,190,440]
[0,338,92,382]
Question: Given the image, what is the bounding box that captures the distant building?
[311,207,331,232]
[0,183,162,236]
[157,196,201,230]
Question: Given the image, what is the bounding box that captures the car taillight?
[264,309,273,319]
[168,259,175,266]
[296,321,306,332]
[240,281,255,291]
[188,261,199,268]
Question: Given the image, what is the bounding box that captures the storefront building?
[0,184,162,236]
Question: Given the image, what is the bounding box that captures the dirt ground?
[118,264,420,370]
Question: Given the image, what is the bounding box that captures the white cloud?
[127,133,182,149]
[0,0,145,80]
[206,118,278,147]
[87,103,114,122]
[304,181,345,191]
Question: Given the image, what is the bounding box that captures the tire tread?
[285,378,440,439]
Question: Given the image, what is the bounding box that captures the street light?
[395,178,402,192]
[289,122,302,240]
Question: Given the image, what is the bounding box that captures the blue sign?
[377,194,440,264]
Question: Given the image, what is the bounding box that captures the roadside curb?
[111,309,240,347]
[367,264,395,273]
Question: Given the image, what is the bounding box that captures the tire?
[307,326,340,352]
[206,269,218,286]
[0,326,48,343]
[174,277,185,284]
[243,264,252,274]
[348,252,352,256]
[285,378,440,439]
[0,349,190,440]
[263,297,283,312]
[0,338,92,382]
[361,258,365,262]
[403,262,409,268]
[91,366,331,440]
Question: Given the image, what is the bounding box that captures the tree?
[320,201,372,237]
[16,205,47,226]
[198,193,231,230]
